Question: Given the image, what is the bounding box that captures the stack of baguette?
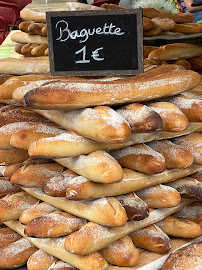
[0,3,201,270]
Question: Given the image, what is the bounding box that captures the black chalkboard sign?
[46,9,143,76]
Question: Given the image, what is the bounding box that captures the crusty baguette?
[143,17,155,32]
[0,191,39,222]
[164,94,202,122]
[0,237,38,269]
[0,177,21,198]
[151,17,176,31]
[0,148,29,165]
[166,177,202,201]
[63,165,200,199]
[148,43,202,60]
[116,103,163,133]
[100,235,140,267]
[0,227,21,248]
[11,31,48,44]
[22,69,200,110]
[116,192,149,221]
[23,187,128,227]
[19,202,58,225]
[143,25,162,37]
[5,220,108,270]
[129,224,171,253]
[143,8,194,23]
[35,106,131,143]
[24,210,86,238]
[173,23,202,34]
[10,161,64,186]
[20,21,47,36]
[10,122,65,150]
[55,150,123,183]
[172,133,202,165]
[156,215,202,238]
[27,250,58,270]
[162,242,202,270]
[147,140,194,169]
[110,144,166,174]
[63,199,192,255]
[135,184,181,208]
[148,101,189,132]
[20,8,46,23]
[143,46,158,58]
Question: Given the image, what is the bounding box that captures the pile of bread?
[0,3,201,270]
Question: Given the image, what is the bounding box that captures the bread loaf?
[151,17,176,31]
[173,203,202,225]
[11,31,48,44]
[27,249,58,270]
[0,148,29,165]
[0,177,21,198]
[0,227,21,248]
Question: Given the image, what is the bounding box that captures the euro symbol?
[91,47,104,61]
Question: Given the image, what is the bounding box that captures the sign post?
[47,9,143,76]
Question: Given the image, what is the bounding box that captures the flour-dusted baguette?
[10,122,65,150]
[35,106,131,143]
[147,140,194,169]
[147,101,189,132]
[110,144,166,174]
[162,242,202,270]
[116,103,163,133]
[23,187,128,227]
[27,250,58,270]
[64,200,191,255]
[3,162,24,179]
[42,171,78,197]
[173,202,202,225]
[0,238,38,269]
[10,161,64,186]
[148,43,202,60]
[19,202,58,225]
[116,192,149,221]
[135,184,181,208]
[22,69,201,110]
[24,210,86,238]
[55,150,123,183]
[20,8,46,23]
[143,8,194,23]
[0,191,39,222]
[0,148,29,165]
[100,235,140,267]
[0,227,21,248]
[165,177,202,201]
[129,224,171,253]
[151,17,176,31]
[172,133,202,165]
[155,215,202,238]
[0,177,21,198]
[164,94,202,122]
[5,220,108,270]
[64,165,199,199]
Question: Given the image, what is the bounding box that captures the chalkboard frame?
[46,9,143,76]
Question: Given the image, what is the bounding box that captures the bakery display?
[0,2,201,270]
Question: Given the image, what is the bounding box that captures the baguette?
[166,177,202,201]
[143,46,158,58]
[0,148,29,165]
[22,69,201,110]
[191,168,202,182]
[151,17,176,31]
[116,192,149,221]
[148,101,189,132]
[164,94,202,122]
[19,202,58,225]
[4,162,25,179]
[147,140,194,169]
[143,17,155,32]
[63,199,191,255]
[0,191,39,222]
[129,224,171,253]
[174,23,202,34]
[55,150,123,183]
[110,144,166,174]
[4,220,108,270]
[156,215,202,238]
[116,103,163,133]
[26,22,47,36]
[47,261,76,270]
[24,210,86,238]
[135,184,181,208]
[173,202,202,225]
[143,25,162,37]
[148,43,202,60]
[23,187,128,227]
[20,8,46,23]
[172,133,202,165]
[15,43,36,57]
[27,250,58,270]
[0,238,38,269]
[11,31,48,44]
[171,59,191,70]
[63,165,200,199]
[0,227,21,248]
[0,177,21,198]
[99,235,140,267]
[162,242,202,270]
[10,161,64,187]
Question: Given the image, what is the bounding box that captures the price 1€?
[75,45,104,64]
